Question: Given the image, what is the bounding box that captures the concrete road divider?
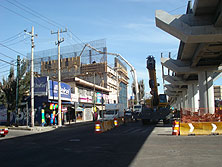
[94,118,124,134]
[180,122,222,135]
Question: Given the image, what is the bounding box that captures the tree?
[0,59,30,125]
[0,67,16,125]
[138,80,145,100]
[132,79,145,103]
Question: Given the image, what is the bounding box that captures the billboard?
[48,80,71,101]
[34,77,48,96]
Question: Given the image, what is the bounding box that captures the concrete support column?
[193,84,199,112]
[198,71,215,114]
[182,90,187,110]
[176,97,180,110]
[188,84,193,111]
[185,91,188,110]
[188,84,199,112]
[179,95,183,110]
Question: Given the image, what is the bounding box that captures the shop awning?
[76,107,84,112]
[48,100,72,105]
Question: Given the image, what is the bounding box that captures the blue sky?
[0,0,202,96]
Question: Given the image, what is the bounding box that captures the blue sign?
[48,80,71,101]
[34,77,48,96]
[96,92,102,104]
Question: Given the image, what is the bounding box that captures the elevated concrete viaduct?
[156,0,222,114]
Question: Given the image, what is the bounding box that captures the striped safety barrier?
[95,121,102,134]
[172,120,180,136]
[180,122,222,135]
[114,118,118,127]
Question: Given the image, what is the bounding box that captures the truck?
[103,104,125,120]
[140,56,170,124]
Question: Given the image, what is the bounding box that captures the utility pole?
[25,26,37,127]
[15,55,20,124]
[93,72,96,120]
[51,28,67,127]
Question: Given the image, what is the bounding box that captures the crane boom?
[80,43,139,104]
[146,56,159,106]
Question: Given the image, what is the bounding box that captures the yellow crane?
[141,56,169,124]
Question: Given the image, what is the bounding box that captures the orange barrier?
[172,120,180,136]
[114,118,118,127]
[95,121,102,134]
[180,122,222,135]
[95,118,124,134]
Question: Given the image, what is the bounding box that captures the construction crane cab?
[140,56,170,125]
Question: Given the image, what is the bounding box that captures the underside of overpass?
[156,0,222,114]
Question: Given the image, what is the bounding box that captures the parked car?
[0,127,8,137]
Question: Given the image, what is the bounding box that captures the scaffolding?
[27,39,107,76]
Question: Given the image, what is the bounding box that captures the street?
[0,121,222,167]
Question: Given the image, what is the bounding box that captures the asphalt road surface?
[0,121,222,167]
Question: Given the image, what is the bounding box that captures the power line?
[13,0,65,29]
[0,42,26,57]
[0,31,23,43]
[4,0,87,56]
[0,58,16,66]
[0,64,12,70]
[3,37,29,47]
[10,0,85,46]
[0,4,50,31]
[6,0,60,29]
[1,35,24,44]
[0,52,16,60]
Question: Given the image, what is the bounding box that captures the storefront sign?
[79,95,88,103]
[48,80,71,101]
[34,77,48,96]
[71,93,79,103]
[87,96,92,103]
[96,92,102,104]
[79,95,93,103]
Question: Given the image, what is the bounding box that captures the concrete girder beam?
[191,43,208,67]
[155,10,222,43]
[164,90,180,97]
[164,75,197,85]
[165,84,187,92]
[161,57,222,74]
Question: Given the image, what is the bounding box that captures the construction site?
[28,39,129,109]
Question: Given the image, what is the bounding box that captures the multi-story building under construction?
[31,39,129,108]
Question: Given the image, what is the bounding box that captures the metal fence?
[27,39,107,74]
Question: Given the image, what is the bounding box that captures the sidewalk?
[8,120,94,132]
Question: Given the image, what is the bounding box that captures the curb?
[8,121,94,131]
